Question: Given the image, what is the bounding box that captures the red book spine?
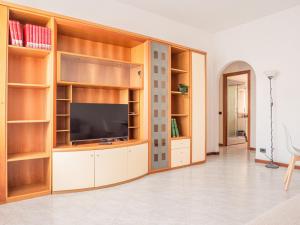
[9,20,15,45]
[32,25,36,48]
[38,26,42,49]
[42,27,46,49]
[25,24,29,47]
[48,28,51,50]
[17,21,23,47]
[23,24,26,47]
[28,24,32,48]
[12,21,18,46]
[14,21,20,46]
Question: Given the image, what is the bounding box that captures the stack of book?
[9,20,22,47]
[171,118,180,137]
[9,20,51,50]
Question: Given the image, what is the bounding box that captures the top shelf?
[171,68,188,74]
[58,51,142,68]
[56,18,146,48]
[9,45,50,58]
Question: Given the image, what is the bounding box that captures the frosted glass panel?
[150,42,169,170]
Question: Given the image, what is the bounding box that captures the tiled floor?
[1,144,300,225]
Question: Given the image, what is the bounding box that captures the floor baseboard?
[255,159,300,170]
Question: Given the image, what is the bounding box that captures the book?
[38,26,42,49]
[42,27,46,49]
[9,20,15,46]
[29,24,33,48]
[32,25,36,48]
[171,118,176,137]
[9,21,51,50]
[173,118,180,137]
[13,21,19,46]
[16,21,23,47]
[47,27,51,50]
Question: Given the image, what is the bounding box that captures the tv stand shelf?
[53,140,148,152]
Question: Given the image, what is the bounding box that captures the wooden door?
[94,147,127,187]
[52,151,95,191]
[127,144,148,179]
[191,52,206,163]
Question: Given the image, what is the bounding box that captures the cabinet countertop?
[53,140,148,152]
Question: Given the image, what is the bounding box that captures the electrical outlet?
[260,148,266,153]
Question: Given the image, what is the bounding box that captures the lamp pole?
[265,75,279,169]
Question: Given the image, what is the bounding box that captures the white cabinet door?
[52,151,95,191]
[94,147,127,187]
[127,143,148,180]
[181,148,190,165]
[171,148,183,168]
[192,52,206,163]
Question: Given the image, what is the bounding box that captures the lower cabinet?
[171,139,190,168]
[53,144,148,191]
[52,150,95,191]
[127,143,148,180]
[95,147,127,187]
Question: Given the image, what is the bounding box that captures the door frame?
[223,70,251,148]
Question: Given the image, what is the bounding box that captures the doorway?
[223,70,251,147]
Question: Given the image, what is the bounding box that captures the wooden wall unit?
[3,7,54,202]
[0,2,206,203]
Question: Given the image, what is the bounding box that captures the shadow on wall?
[218,60,256,148]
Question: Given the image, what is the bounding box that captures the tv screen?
[70,103,128,142]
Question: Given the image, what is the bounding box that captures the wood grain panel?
[0,5,8,203]
[8,88,48,121]
[58,35,131,61]
[191,52,206,163]
[7,158,49,192]
[72,87,128,104]
[56,18,145,48]
[7,123,48,155]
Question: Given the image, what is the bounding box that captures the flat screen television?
[70,103,128,142]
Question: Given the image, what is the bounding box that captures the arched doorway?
[219,61,256,149]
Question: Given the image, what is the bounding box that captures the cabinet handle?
[91,154,94,157]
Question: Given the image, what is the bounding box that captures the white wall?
[214,5,300,164]
[7,0,218,153]
[219,62,256,148]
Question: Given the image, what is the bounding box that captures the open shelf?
[171,91,187,95]
[171,114,189,117]
[7,158,50,201]
[171,136,190,140]
[7,120,50,124]
[7,152,50,162]
[57,99,71,101]
[7,123,50,156]
[8,83,50,89]
[8,183,50,201]
[8,45,50,58]
[56,130,70,133]
[170,48,190,139]
[58,51,143,89]
[171,68,188,74]
[56,114,70,117]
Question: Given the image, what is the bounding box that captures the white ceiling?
[116,0,300,32]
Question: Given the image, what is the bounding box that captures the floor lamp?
[265,71,279,169]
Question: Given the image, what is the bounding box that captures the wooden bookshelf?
[170,47,191,138]
[5,7,53,202]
